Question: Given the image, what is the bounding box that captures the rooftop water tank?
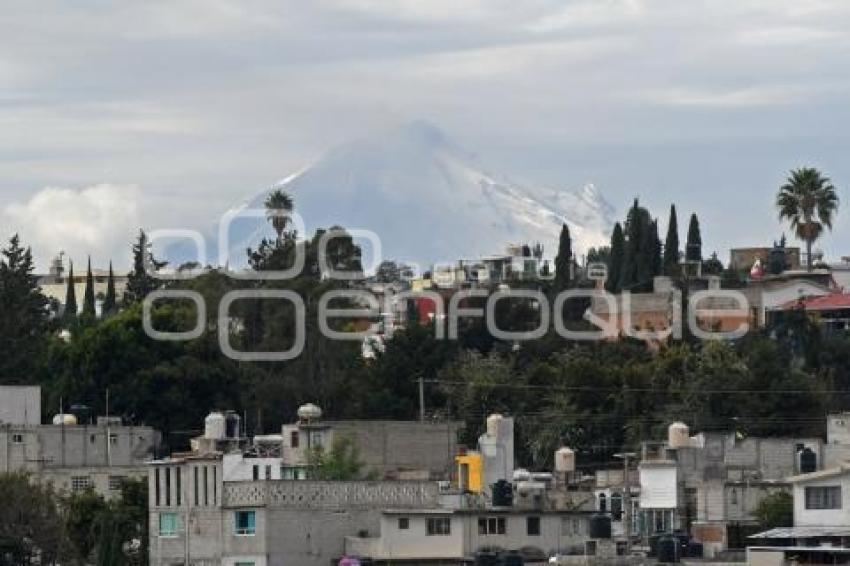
[224,411,241,438]
[52,413,77,426]
[554,447,576,473]
[668,422,691,449]
[204,411,226,439]
[512,469,531,482]
[297,403,322,422]
[486,413,504,438]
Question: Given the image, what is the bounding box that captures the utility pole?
[615,451,637,557]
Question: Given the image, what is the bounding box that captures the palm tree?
[776,167,839,271]
[264,189,294,241]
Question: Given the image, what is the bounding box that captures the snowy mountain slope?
[229,121,614,269]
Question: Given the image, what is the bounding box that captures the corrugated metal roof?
[750,526,850,539]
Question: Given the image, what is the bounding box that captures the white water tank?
[52,413,77,426]
[297,403,322,422]
[487,413,504,438]
[204,411,226,439]
[512,468,531,482]
[555,447,576,473]
[668,421,691,449]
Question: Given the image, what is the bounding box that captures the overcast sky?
[2,0,850,270]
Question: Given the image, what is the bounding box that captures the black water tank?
[657,534,680,563]
[492,480,513,507]
[589,513,612,539]
[474,551,498,566]
[687,541,704,558]
[800,447,817,473]
[498,550,524,566]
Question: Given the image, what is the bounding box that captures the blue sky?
[2,0,850,269]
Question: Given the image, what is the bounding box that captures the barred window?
[71,476,91,492]
[108,476,124,491]
[426,517,451,536]
[478,516,506,535]
[805,486,841,510]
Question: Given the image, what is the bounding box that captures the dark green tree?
[0,235,49,383]
[64,487,107,562]
[64,261,77,322]
[620,199,652,291]
[663,204,680,275]
[123,230,163,305]
[685,213,702,263]
[753,491,793,529]
[102,261,117,316]
[0,472,67,564]
[553,223,572,292]
[82,257,96,321]
[606,223,625,293]
[648,219,662,278]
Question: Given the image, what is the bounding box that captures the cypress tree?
[554,223,572,292]
[124,230,163,305]
[686,213,703,262]
[606,223,625,293]
[621,199,651,291]
[650,219,663,277]
[0,234,49,382]
[64,261,77,321]
[663,205,680,275]
[102,261,117,316]
[82,256,96,320]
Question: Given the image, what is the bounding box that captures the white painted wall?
[793,473,850,527]
[223,454,283,481]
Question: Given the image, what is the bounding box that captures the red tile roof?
[777,293,850,311]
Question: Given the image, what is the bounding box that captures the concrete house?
[0,385,160,499]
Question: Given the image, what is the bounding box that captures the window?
[805,486,842,510]
[159,512,180,537]
[203,466,209,506]
[108,476,124,491]
[235,510,256,535]
[71,476,91,492]
[175,468,181,506]
[527,516,541,536]
[253,465,259,481]
[194,467,199,506]
[398,517,409,530]
[155,468,161,506]
[426,517,451,536]
[598,492,607,512]
[11,433,23,444]
[290,430,300,448]
[478,517,506,535]
[611,493,623,519]
[109,433,118,445]
[165,468,171,506]
[265,465,272,480]
[213,467,217,504]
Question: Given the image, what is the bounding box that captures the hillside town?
[4,176,850,564]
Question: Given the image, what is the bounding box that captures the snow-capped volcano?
[237,121,614,268]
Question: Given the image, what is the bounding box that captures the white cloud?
[2,184,141,271]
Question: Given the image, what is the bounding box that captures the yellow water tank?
[456,453,484,493]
